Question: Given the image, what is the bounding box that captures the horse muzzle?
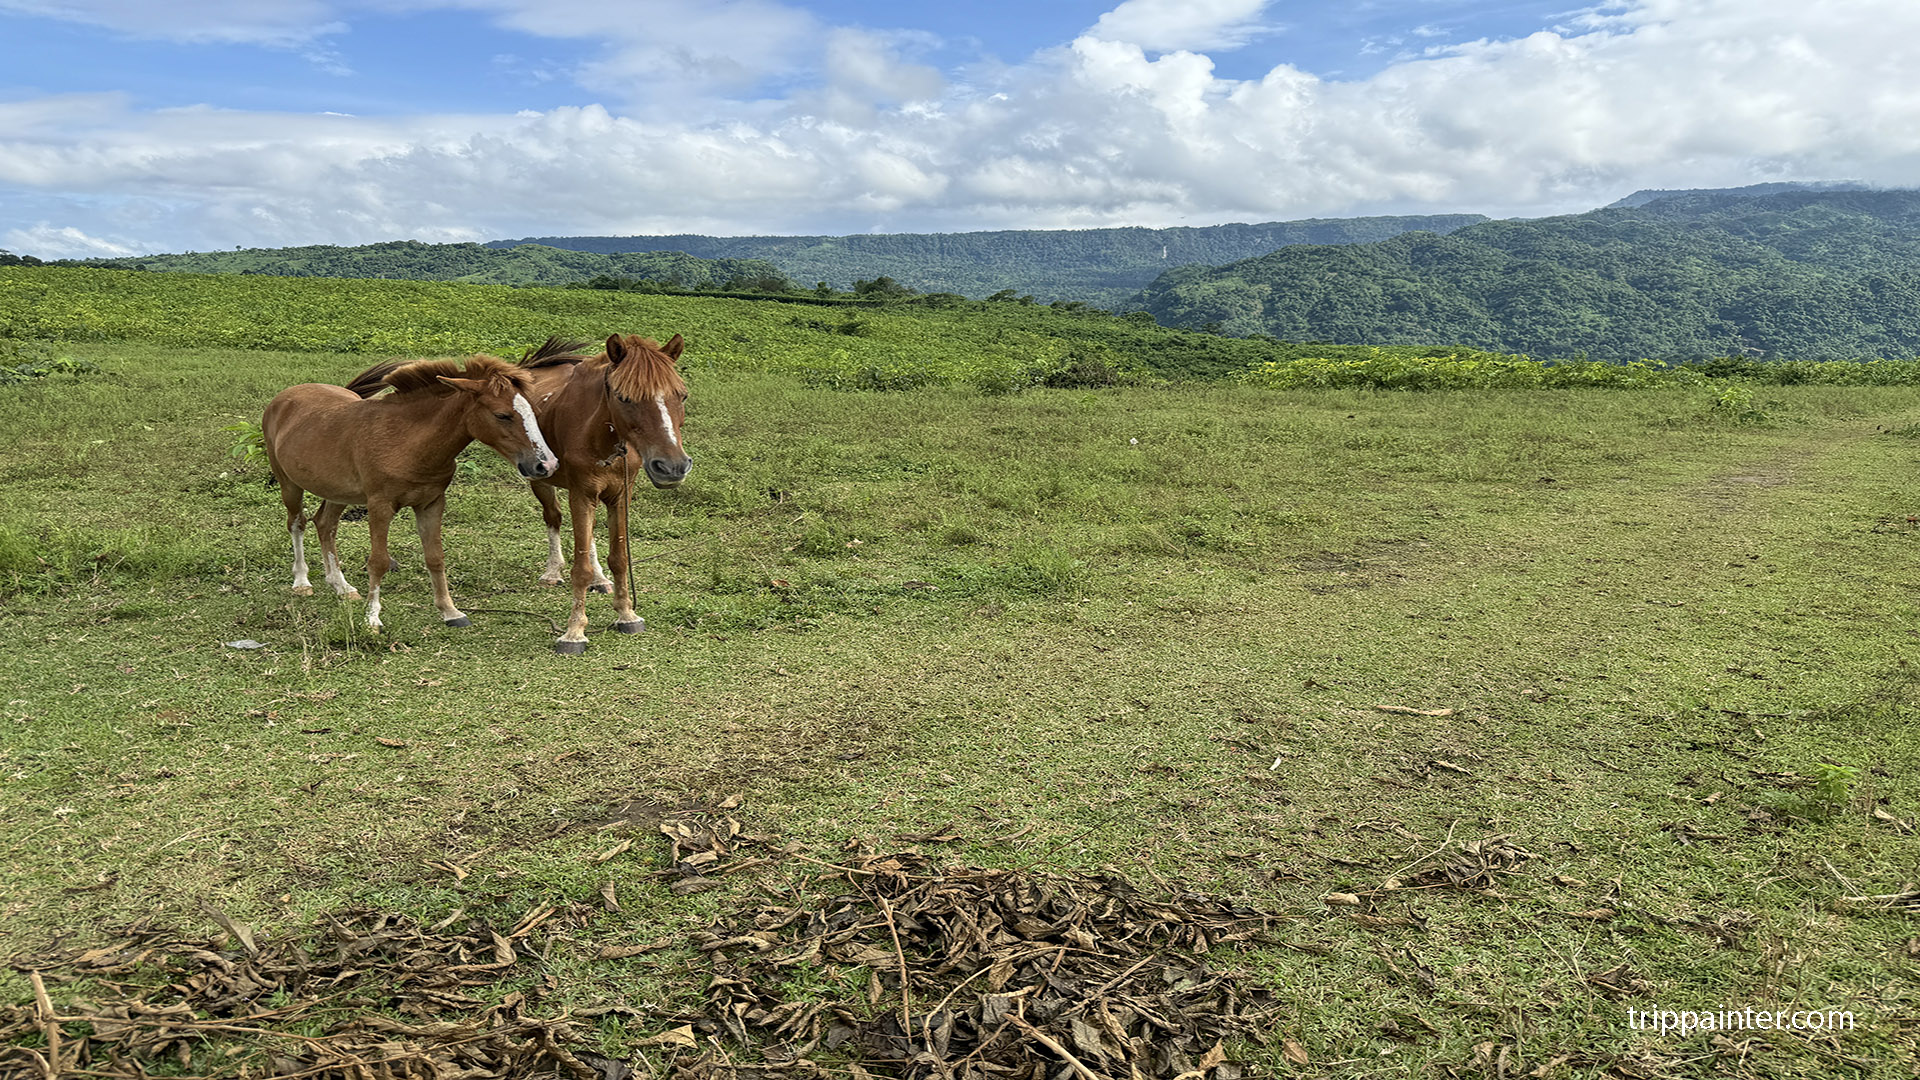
[646,456,691,488]
[519,452,559,479]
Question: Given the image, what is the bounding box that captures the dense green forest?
[1603,180,1870,209]
[73,241,788,290]
[1135,189,1920,360]
[485,216,1488,308]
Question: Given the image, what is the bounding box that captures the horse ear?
[662,334,685,360]
[605,335,626,366]
[437,375,485,395]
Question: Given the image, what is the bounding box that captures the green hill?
[73,241,788,290]
[1135,189,1920,360]
[0,264,1310,383]
[484,217,1489,308]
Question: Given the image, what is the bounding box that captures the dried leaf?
[638,1024,698,1048]
[592,839,633,864]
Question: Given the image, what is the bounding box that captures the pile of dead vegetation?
[0,904,624,1080]
[667,848,1288,1077]
[3,805,1294,1079]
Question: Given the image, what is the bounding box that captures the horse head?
[438,356,560,479]
[603,334,692,489]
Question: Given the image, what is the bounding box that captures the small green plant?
[224,420,268,466]
[1809,762,1860,814]
[0,339,99,384]
[1761,762,1860,821]
[1706,385,1780,424]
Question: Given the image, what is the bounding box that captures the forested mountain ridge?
[484,216,1489,308]
[71,241,787,289]
[1605,180,1872,209]
[1134,189,1920,361]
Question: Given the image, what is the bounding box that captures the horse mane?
[345,354,534,399]
[517,336,596,370]
[603,336,687,402]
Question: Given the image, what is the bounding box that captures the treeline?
[1240,346,1920,391]
[1135,188,1920,361]
[488,215,1488,309]
[66,241,789,290]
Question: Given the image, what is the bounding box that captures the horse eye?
[495,412,513,421]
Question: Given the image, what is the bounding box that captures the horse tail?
[344,359,406,398]
[519,335,596,369]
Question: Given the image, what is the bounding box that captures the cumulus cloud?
[3,0,1919,256]
[1085,0,1276,54]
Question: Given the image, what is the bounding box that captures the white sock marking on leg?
[291,528,311,589]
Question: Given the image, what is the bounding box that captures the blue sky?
[2,2,1585,115]
[1,1,1913,257]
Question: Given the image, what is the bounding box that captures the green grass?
[2,343,1919,1076]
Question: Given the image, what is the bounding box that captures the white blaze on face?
[513,392,558,469]
[654,394,680,448]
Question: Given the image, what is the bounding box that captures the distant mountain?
[70,241,786,289]
[1605,181,1873,209]
[485,216,1489,309]
[1134,188,1920,360]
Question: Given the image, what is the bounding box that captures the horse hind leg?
[281,483,313,596]
[586,533,614,594]
[533,481,567,586]
[314,501,361,600]
[555,488,598,654]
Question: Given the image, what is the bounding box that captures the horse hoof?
[444,616,472,628]
[589,583,613,595]
[612,619,645,634]
[553,639,589,655]
[292,585,314,596]
[538,577,563,587]
[342,589,362,601]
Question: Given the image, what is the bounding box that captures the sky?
[2,0,1916,258]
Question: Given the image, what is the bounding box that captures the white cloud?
[1085,0,1276,54]
[4,0,1920,256]
[0,0,342,45]
[4,223,141,258]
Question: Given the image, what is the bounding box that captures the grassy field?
[3,341,1919,1076]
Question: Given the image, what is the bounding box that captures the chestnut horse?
[263,354,558,631]
[517,334,691,653]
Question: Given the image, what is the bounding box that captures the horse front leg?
[314,501,360,600]
[415,496,470,627]
[604,490,643,634]
[555,487,599,654]
[533,480,567,586]
[364,502,396,632]
[280,481,313,595]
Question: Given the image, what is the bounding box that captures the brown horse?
[263,354,558,631]
[517,334,691,654]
